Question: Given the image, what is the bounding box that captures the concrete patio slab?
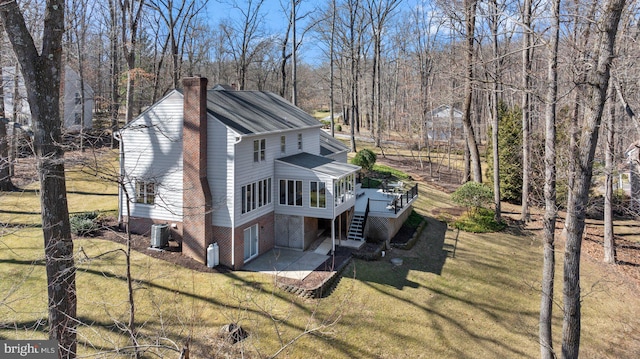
[243,248,329,280]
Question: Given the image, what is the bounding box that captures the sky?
[204,0,426,65]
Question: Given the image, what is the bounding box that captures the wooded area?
[2,0,640,358]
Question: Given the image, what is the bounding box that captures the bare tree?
[0,0,77,357]
[520,0,532,221]
[561,0,626,356]
[462,0,481,182]
[120,0,145,122]
[603,85,617,264]
[221,0,267,90]
[0,37,16,192]
[487,0,502,221]
[147,0,207,91]
[539,0,560,356]
[365,0,401,148]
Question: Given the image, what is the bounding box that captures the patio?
[242,248,328,280]
[243,240,364,280]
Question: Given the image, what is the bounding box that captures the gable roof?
[277,152,360,178]
[205,89,322,135]
[429,105,463,119]
[320,131,349,156]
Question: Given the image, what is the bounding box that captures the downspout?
[331,178,335,253]
[114,130,124,224]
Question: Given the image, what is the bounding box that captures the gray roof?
[320,131,348,156]
[277,153,360,178]
[205,89,322,135]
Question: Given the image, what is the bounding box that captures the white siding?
[120,91,184,222]
[209,117,236,227]
[232,132,279,227]
[274,163,345,219]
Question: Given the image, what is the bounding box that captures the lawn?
[1,149,639,358]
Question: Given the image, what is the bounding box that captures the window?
[241,178,272,214]
[334,174,355,206]
[297,133,302,150]
[244,224,258,260]
[74,112,81,125]
[253,139,266,162]
[310,181,326,208]
[135,181,155,205]
[74,92,81,105]
[279,179,302,207]
[280,135,286,153]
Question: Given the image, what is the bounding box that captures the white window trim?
[254,138,266,162]
[242,177,272,214]
[279,179,303,207]
[135,180,156,205]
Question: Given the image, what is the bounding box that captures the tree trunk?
[1,1,77,358]
[329,0,336,137]
[521,0,532,222]
[0,63,15,191]
[603,85,616,264]
[490,0,501,222]
[291,0,297,106]
[109,0,120,148]
[462,0,482,183]
[540,0,560,357]
[562,0,626,356]
[0,120,14,191]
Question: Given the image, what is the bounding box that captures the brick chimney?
[182,77,213,264]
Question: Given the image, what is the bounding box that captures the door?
[244,224,258,260]
[274,214,303,250]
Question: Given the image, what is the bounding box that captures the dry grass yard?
[0,148,638,358]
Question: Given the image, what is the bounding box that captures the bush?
[453,207,506,233]
[336,124,342,132]
[70,211,101,236]
[451,182,494,213]
[351,148,377,172]
[485,102,523,203]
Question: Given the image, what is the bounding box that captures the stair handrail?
[362,198,370,238]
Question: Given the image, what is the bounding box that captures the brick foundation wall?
[231,212,275,270]
[212,225,233,267]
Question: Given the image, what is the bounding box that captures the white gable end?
[120,90,184,222]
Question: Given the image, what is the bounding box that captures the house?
[1,65,94,131]
[625,143,640,212]
[117,77,418,269]
[426,105,463,141]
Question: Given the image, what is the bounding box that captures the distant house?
[117,77,418,269]
[625,143,640,212]
[426,105,463,141]
[1,65,94,131]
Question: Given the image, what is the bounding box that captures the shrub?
[70,211,101,236]
[453,207,506,233]
[351,148,377,172]
[336,124,342,132]
[451,181,493,213]
[485,102,523,203]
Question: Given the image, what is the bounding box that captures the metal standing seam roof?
[276,153,360,178]
[205,89,322,135]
